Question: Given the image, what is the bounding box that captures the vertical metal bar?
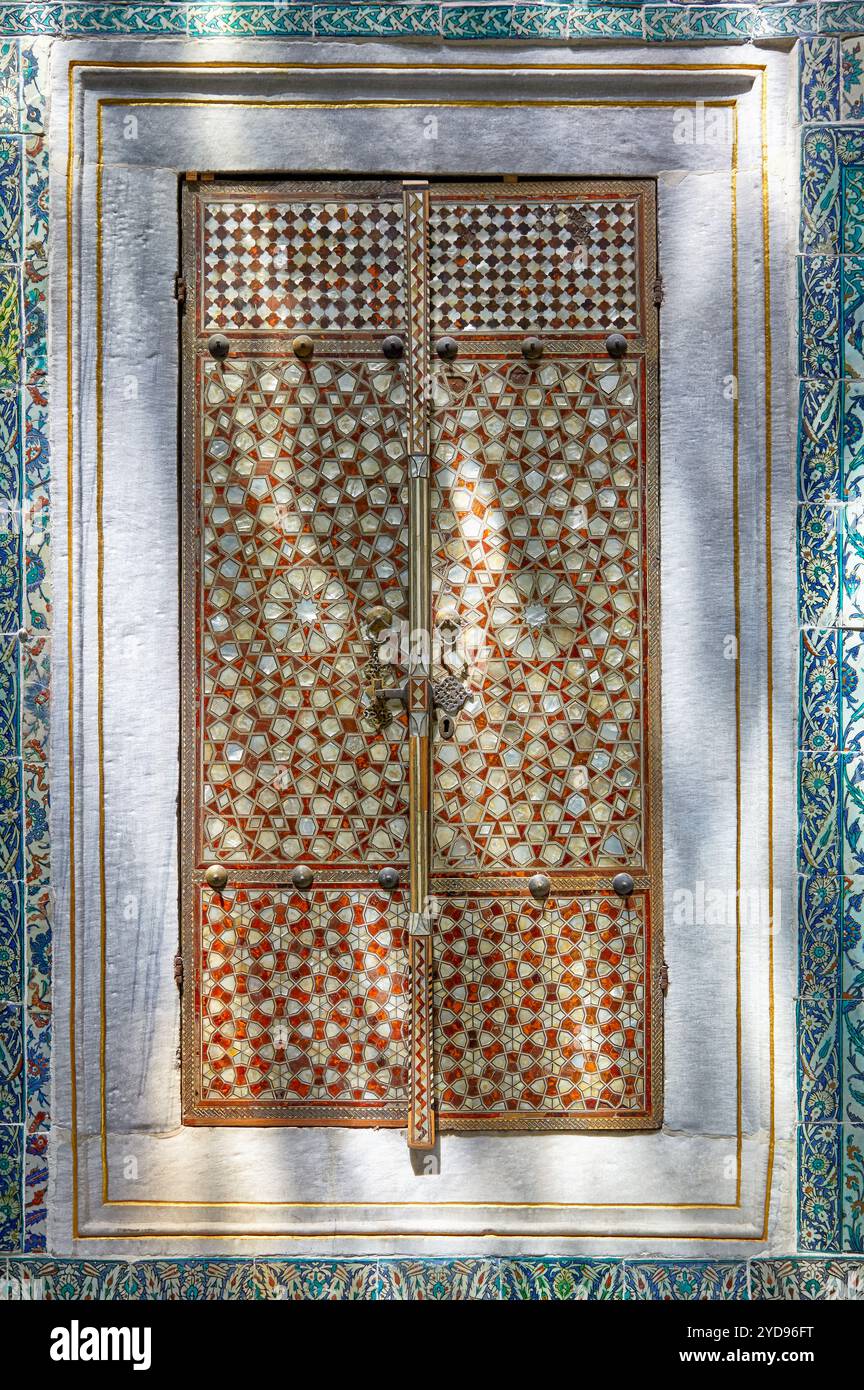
[403,180,435,1150]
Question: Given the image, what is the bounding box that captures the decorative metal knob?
[528,873,551,903]
[521,336,544,362]
[382,335,404,360]
[292,334,314,361]
[612,872,634,898]
[207,334,230,361]
[204,863,229,891]
[378,866,401,891]
[605,332,627,359]
[435,335,458,362]
[291,864,314,891]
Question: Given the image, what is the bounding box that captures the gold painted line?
[65,55,79,1242]
[96,111,109,1207]
[65,1227,770,1241]
[93,94,742,1217]
[731,104,742,1210]
[100,97,735,110]
[61,63,765,1236]
[759,67,776,1247]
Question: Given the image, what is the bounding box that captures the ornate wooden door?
[180,178,662,1146]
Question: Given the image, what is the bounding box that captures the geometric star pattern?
[199,355,408,866]
[433,894,647,1119]
[201,887,409,1116]
[431,357,644,871]
[429,197,640,335]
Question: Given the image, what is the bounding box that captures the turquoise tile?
[314,5,439,36]
[6,1258,129,1298]
[0,878,21,1001]
[841,500,864,628]
[801,256,840,380]
[802,129,838,255]
[441,5,513,38]
[0,138,21,266]
[842,629,864,754]
[844,169,864,254]
[644,4,754,43]
[0,6,61,36]
[0,41,17,133]
[750,1254,856,1295]
[798,503,840,630]
[0,266,20,388]
[842,752,864,877]
[844,381,864,497]
[566,3,642,37]
[22,479,47,632]
[799,995,840,1123]
[842,1002,864,1127]
[801,38,841,124]
[754,3,817,38]
[798,1124,842,1251]
[510,4,569,38]
[187,4,314,36]
[822,2,864,37]
[844,255,864,379]
[63,3,187,34]
[0,759,20,880]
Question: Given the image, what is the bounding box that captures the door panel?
[181,178,661,1134]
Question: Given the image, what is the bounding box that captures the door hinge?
[659,961,669,997]
[174,273,187,309]
[652,275,664,307]
[174,954,184,991]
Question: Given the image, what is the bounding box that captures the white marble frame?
[48,38,799,1255]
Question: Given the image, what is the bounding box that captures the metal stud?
[521,336,544,362]
[435,335,458,362]
[378,866,401,891]
[528,873,551,903]
[292,334,315,361]
[291,864,314,891]
[605,332,627,359]
[382,335,404,360]
[207,333,230,361]
[612,872,634,898]
[204,863,229,891]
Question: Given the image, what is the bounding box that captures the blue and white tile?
[19,40,48,135]
[0,1000,22,1123]
[510,4,569,38]
[0,390,21,507]
[21,632,47,765]
[499,1259,623,1299]
[131,1259,260,1300]
[187,4,314,36]
[0,637,17,761]
[800,380,840,500]
[0,42,16,133]
[801,626,839,751]
[23,383,47,496]
[844,255,864,379]
[314,5,439,37]
[750,1254,856,1295]
[23,1129,45,1251]
[0,1122,21,1251]
[843,876,864,996]
[798,1124,843,1251]
[843,381,864,498]
[841,628,864,751]
[798,504,840,628]
[0,758,20,881]
[799,873,841,990]
[800,257,841,379]
[801,38,841,124]
[842,1126,864,1251]
[626,1262,748,1299]
[799,752,840,874]
[798,995,840,1123]
[8,1258,128,1299]
[801,129,839,255]
[844,168,864,258]
[25,1004,47,1131]
[841,499,864,626]
[842,753,864,875]
[23,479,47,632]
[842,1001,864,1129]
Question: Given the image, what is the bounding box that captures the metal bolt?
[207,334,230,361]
[435,336,458,362]
[612,872,634,898]
[204,863,229,891]
[605,332,627,359]
[382,335,404,360]
[291,864,314,891]
[292,335,315,361]
[528,873,551,902]
[521,336,544,362]
[378,866,401,891]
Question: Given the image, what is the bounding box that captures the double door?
[180,177,662,1146]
